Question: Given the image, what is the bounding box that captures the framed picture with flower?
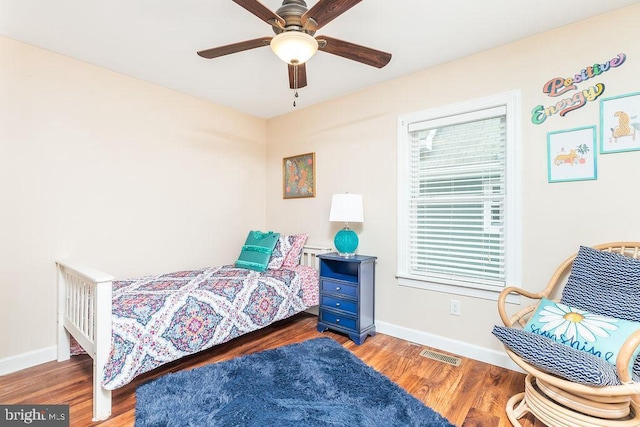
[283,152,315,199]
[547,126,597,183]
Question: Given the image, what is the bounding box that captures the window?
[397,92,521,299]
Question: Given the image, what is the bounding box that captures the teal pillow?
[524,298,640,376]
[235,231,280,272]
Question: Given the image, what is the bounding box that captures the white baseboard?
[0,346,57,376]
[0,320,520,377]
[375,320,523,373]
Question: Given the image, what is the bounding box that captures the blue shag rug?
[135,337,454,426]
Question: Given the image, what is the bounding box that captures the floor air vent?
[419,348,462,366]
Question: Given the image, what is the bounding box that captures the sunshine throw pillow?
[524,298,640,374]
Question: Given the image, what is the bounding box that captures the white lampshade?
[270,31,318,65]
[329,194,364,223]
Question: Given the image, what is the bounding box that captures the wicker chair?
[496,242,640,427]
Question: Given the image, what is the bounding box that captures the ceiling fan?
[197,0,392,91]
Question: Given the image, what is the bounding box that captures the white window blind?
[407,110,506,289]
[397,92,521,299]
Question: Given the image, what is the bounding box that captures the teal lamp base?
[334,226,359,257]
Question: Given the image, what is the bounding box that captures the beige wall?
[0,37,267,360]
[2,4,639,369]
[266,5,640,355]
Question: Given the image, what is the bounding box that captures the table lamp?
[329,193,364,257]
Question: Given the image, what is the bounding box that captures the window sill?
[397,274,521,304]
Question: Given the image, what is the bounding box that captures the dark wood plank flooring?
[0,313,544,426]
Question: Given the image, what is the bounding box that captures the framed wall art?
[283,152,315,199]
[547,126,597,183]
[600,91,640,154]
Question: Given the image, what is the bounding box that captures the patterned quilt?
[101,264,319,390]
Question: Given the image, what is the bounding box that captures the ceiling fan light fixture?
[270,31,318,65]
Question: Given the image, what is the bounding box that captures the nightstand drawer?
[320,310,357,331]
[321,279,357,298]
[321,295,357,314]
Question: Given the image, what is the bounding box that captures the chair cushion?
[562,246,640,322]
[492,326,640,386]
[524,298,640,376]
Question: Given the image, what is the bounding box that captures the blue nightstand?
[316,253,376,345]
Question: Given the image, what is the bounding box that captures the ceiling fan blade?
[302,0,362,30]
[288,63,308,89]
[317,35,391,68]
[197,37,272,59]
[232,0,285,27]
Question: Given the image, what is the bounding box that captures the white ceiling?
[2,0,639,119]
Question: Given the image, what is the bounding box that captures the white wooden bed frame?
[56,245,331,421]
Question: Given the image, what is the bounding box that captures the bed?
[56,243,331,421]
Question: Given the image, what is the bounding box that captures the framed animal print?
[547,126,597,183]
[600,91,640,154]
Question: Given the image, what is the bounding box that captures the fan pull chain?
[293,63,298,107]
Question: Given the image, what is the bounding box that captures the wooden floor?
[0,313,545,426]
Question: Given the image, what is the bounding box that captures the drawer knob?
[336,318,340,323]
[335,302,341,307]
[336,286,341,291]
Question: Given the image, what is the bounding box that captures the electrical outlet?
[450,299,461,316]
